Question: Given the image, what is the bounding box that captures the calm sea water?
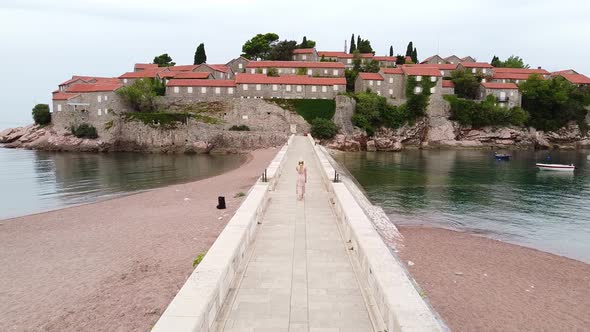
[334,149,590,263]
[0,148,247,220]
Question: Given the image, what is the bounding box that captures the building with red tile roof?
[134,63,159,72]
[166,79,236,87]
[358,73,384,81]
[457,62,494,76]
[235,74,345,99]
[401,66,443,77]
[52,92,80,101]
[193,64,234,80]
[441,80,455,95]
[442,80,455,88]
[245,61,344,77]
[66,83,123,93]
[317,51,374,68]
[246,61,344,69]
[493,68,549,75]
[478,82,521,108]
[172,72,213,80]
[555,73,590,85]
[292,48,319,61]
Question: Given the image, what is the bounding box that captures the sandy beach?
[398,226,590,331]
[0,148,278,332]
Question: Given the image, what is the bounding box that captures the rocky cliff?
[0,100,308,153]
[326,95,590,152]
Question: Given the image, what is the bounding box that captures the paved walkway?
[216,136,375,332]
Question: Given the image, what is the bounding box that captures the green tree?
[268,39,298,60]
[405,41,413,56]
[520,75,589,131]
[32,104,51,125]
[241,33,279,60]
[298,36,316,48]
[193,43,207,65]
[352,50,362,72]
[363,60,380,73]
[357,37,374,54]
[491,55,501,67]
[357,35,361,52]
[345,69,358,92]
[267,67,279,77]
[389,45,393,57]
[311,118,338,139]
[153,53,175,67]
[395,54,405,65]
[116,78,161,112]
[451,69,481,99]
[349,34,356,53]
[411,47,418,63]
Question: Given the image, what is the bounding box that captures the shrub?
[266,99,335,123]
[32,104,51,125]
[296,67,307,75]
[451,69,482,99]
[311,118,338,139]
[192,251,206,268]
[229,124,250,131]
[71,123,98,138]
[267,67,279,77]
[445,95,530,128]
[116,78,160,112]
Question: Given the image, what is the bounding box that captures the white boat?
[536,163,575,171]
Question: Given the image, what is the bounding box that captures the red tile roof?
[235,74,346,86]
[52,92,80,100]
[119,69,162,79]
[401,66,443,77]
[172,72,212,79]
[373,56,397,61]
[481,82,518,89]
[156,71,178,79]
[552,69,578,76]
[442,80,455,88]
[420,55,436,64]
[246,61,344,69]
[204,64,231,73]
[166,79,236,87]
[59,76,118,86]
[404,63,457,70]
[460,62,493,68]
[358,73,384,81]
[492,72,543,80]
[167,65,199,71]
[493,68,549,75]
[59,76,91,86]
[66,83,123,92]
[381,68,403,75]
[293,48,316,54]
[134,63,159,71]
[558,73,590,85]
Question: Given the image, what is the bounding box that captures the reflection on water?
[334,149,590,263]
[0,149,246,220]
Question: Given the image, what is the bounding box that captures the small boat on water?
[536,163,575,171]
[494,153,511,160]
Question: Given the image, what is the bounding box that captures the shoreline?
[0,147,279,332]
[397,225,590,331]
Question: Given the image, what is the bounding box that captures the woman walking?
[296,160,307,200]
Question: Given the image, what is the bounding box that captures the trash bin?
[217,196,226,209]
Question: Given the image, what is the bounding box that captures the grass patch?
[104,120,114,130]
[234,192,246,198]
[124,112,220,129]
[192,251,207,268]
[229,125,250,131]
[266,99,335,123]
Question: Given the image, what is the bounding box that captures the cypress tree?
[302,36,307,47]
[194,43,207,65]
[412,47,418,63]
[349,34,356,53]
[357,35,361,51]
[405,41,413,56]
[389,45,393,57]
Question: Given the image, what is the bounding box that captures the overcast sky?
[1,0,589,128]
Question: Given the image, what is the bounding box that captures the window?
[347,59,352,64]
[307,69,312,75]
[57,104,62,112]
[251,69,255,74]
[262,68,267,74]
[377,81,381,86]
[389,89,393,95]
[256,84,261,91]
[105,95,108,101]
[105,109,108,115]
[440,71,445,76]
[369,80,374,86]
[389,77,393,83]
[98,109,101,116]
[510,91,514,96]
[174,87,179,93]
[324,69,328,74]
[215,87,221,94]
[123,79,128,83]
[302,55,307,60]
[416,76,422,81]
[414,86,422,94]
[238,63,243,69]
[312,86,317,92]
[272,84,278,91]
[201,87,207,93]
[291,69,296,74]
[296,85,302,92]
[482,78,486,83]
[278,69,283,73]
[482,68,487,74]
[187,87,193,93]
[98,95,102,102]
[243,84,248,91]
[333,69,338,76]
[430,76,436,82]
[515,80,520,84]
[228,87,234,94]
[377,91,381,95]
[333,85,339,91]
[322,86,327,93]
[500,91,507,101]
[286,85,291,92]
[430,87,436,93]
[472,68,476,73]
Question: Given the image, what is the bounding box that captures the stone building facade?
[292,48,319,62]
[245,61,345,77]
[165,79,237,102]
[193,64,234,80]
[457,62,494,77]
[235,74,345,99]
[478,82,521,108]
[226,57,250,75]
